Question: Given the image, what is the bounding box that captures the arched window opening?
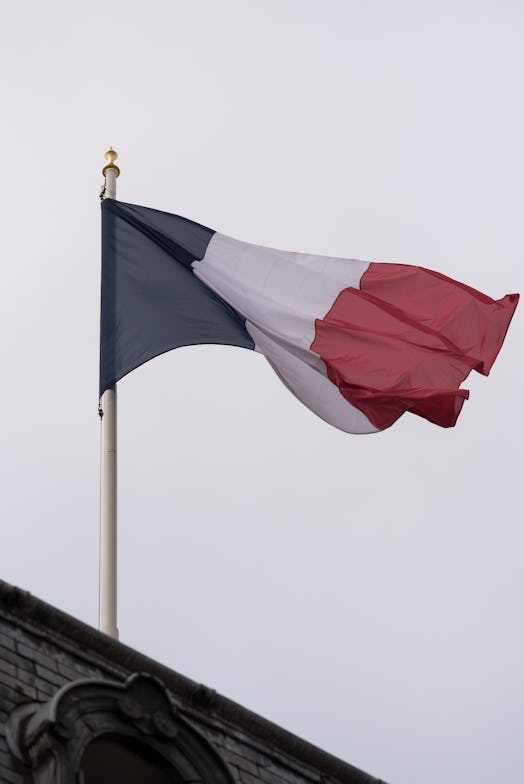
[7,673,233,784]
[80,736,177,784]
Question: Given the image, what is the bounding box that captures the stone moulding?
[6,671,234,784]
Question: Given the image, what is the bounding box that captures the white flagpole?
[99,148,120,639]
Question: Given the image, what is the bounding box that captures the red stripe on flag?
[311,263,519,430]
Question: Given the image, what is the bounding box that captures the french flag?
[100,200,518,434]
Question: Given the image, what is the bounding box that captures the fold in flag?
[100,200,518,434]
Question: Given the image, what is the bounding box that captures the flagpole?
[100,148,120,639]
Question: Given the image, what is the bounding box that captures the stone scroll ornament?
[6,672,233,784]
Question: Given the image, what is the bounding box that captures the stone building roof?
[0,579,388,784]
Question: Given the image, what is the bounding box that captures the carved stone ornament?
[6,672,233,784]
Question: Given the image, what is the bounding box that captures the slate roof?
[0,579,388,784]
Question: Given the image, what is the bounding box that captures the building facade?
[0,580,387,784]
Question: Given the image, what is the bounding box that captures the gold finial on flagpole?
[102,147,120,178]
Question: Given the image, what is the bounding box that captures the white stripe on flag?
[193,232,376,432]
[193,232,370,353]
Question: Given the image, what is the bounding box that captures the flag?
[100,200,518,434]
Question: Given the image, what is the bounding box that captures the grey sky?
[1,2,522,782]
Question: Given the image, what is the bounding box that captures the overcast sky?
[1,2,523,783]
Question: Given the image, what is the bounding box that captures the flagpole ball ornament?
[103,147,120,178]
